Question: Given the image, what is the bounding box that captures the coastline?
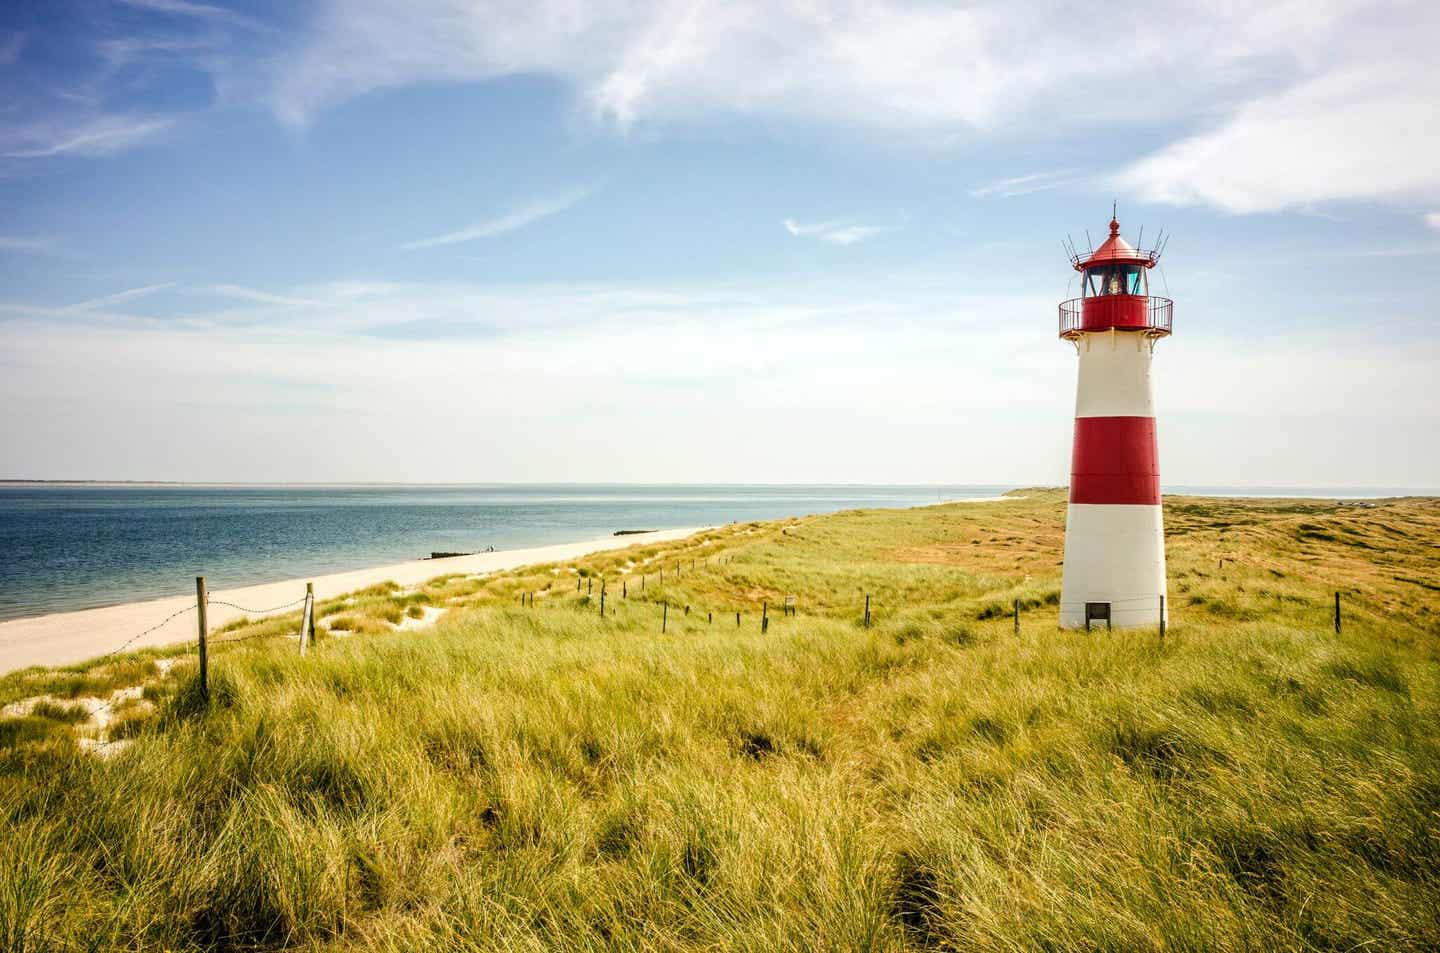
[0,526,704,674]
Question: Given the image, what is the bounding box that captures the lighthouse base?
[1059,503,1168,629]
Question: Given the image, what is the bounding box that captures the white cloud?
[1119,65,1440,213]
[253,0,1439,220]
[266,1,1341,130]
[400,188,591,251]
[782,219,887,246]
[1425,212,1440,232]
[3,275,1435,484]
[2,115,176,159]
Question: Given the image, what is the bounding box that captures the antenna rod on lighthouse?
[1136,225,1144,250]
[1084,229,1094,255]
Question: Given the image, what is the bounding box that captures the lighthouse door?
[1084,602,1112,631]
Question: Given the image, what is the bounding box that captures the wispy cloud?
[1425,212,1440,232]
[63,283,176,314]
[970,170,1079,199]
[782,219,887,246]
[0,32,25,65]
[400,187,591,251]
[207,284,325,308]
[0,236,54,255]
[117,0,270,32]
[3,115,176,159]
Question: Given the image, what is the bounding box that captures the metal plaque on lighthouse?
[1057,213,1172,629]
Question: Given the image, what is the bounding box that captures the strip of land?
[0,527,703,673]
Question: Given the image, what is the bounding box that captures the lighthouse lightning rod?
[1084,229,1094,255]
[1136,225,1144,250]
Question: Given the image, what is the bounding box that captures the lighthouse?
[1058,212,1172,629]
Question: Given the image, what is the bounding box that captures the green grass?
[1,493,1438,950]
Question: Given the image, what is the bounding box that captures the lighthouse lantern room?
[1057,211,1172,629]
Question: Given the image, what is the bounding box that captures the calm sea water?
[1,483,1430,622]
[0,484,1005,621]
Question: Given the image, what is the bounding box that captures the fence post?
[588,577,592,595]
[623,580,627,599]
[708,612,712,624]
[864,594,871,628]
[662,602,668,634]
[762,601,768,634]
[577,576,581,591]
[1334,592,1341,634]
[736,611,740,628]
[1013,599,1019,635]
[600,589,605,617]
[1159,594,1166,640]
[299,583,313,656]
[195,576,209,706]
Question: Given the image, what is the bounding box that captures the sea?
[0,483,1429,622]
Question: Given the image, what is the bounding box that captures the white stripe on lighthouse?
[1059,503,1167,628]
[1074,333,1155,418]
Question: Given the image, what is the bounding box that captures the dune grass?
[1,492,1438,950]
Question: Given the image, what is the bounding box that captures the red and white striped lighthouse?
[1058,212,1172,629]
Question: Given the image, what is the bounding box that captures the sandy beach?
[0,526,704,674]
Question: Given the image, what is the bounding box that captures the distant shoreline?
[2,480,1433,497]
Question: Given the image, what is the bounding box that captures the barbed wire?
[93,604,196,661]
[207,596,307,615]
[210,629,296,646]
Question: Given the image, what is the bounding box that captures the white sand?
[0,527,704,674]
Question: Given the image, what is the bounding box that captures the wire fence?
[43,544,1362,752]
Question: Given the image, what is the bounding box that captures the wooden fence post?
[195,576,209,705]
[1159,594,1166,640]
[762,601,768,634]
[864,594,871,628]
[1013,599,1019,635]
[1334,592,1341,634]
[662,602,668,633]
[299,582,314,656]
[600,590,605,617]
[736,611,740,628]
[623,580,627,599]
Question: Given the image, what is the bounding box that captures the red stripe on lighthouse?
[1070,416,1160,505]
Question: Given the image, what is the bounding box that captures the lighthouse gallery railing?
[1059,296,1172,338]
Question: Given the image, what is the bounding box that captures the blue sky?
[1,0,1437,485]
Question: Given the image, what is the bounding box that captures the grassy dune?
[2,491,1439,951]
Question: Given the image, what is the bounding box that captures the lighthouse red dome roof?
[1069,212,1163,271]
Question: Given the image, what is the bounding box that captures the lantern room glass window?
[1082,264,1146,297]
